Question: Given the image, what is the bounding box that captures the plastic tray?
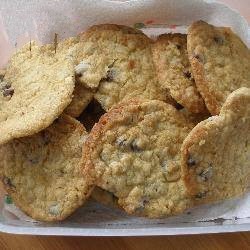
[0,0,250,236]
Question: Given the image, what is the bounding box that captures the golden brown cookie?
[83,99,194,218]
[187,21,250,115]
[152,34,205,113]
[0,115,95,221]
[74,24,172,111]
[0,41,75,144]
[181,87,250,204]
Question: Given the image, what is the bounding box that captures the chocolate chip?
[3,88,14,97]
[100,68,115,82]
[187,155,196,167]
[2,176,15,189]
[100,60,118,82]
[142,197,149,206]
[60,169,65,175]
[130,140,142,152]
[195,191,207,199]
[116,138,127,147]
[193,54,204,64]
[183,71,192,79]
[0,81,11,91]
[214,36,224,45]
[198,166,213,182]
[4,83,11,89]
[108,59,118,69]
[106,69,115,81]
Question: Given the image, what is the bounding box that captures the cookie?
[0,115,95,221]
[91,187,118,208]
[83,99,194,218]
[187,21,250,115]
[0,41,75,144]
[152,34,205,113]
[181,87,250,204]
[74,24,173,111]
[75,24,144,89]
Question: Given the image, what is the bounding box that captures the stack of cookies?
[0,21,249,221]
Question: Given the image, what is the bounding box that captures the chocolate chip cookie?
[152,34,205,113]
[0,115,95,221]
[181,87,250,204]
[0,41,75,144]
[187,21,250,115]
[74,24,173,111]
[83,99,194,218]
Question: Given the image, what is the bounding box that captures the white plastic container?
[1,191,250,236]
[0,0,249,235]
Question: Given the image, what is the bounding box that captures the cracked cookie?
[74,24,173,111]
